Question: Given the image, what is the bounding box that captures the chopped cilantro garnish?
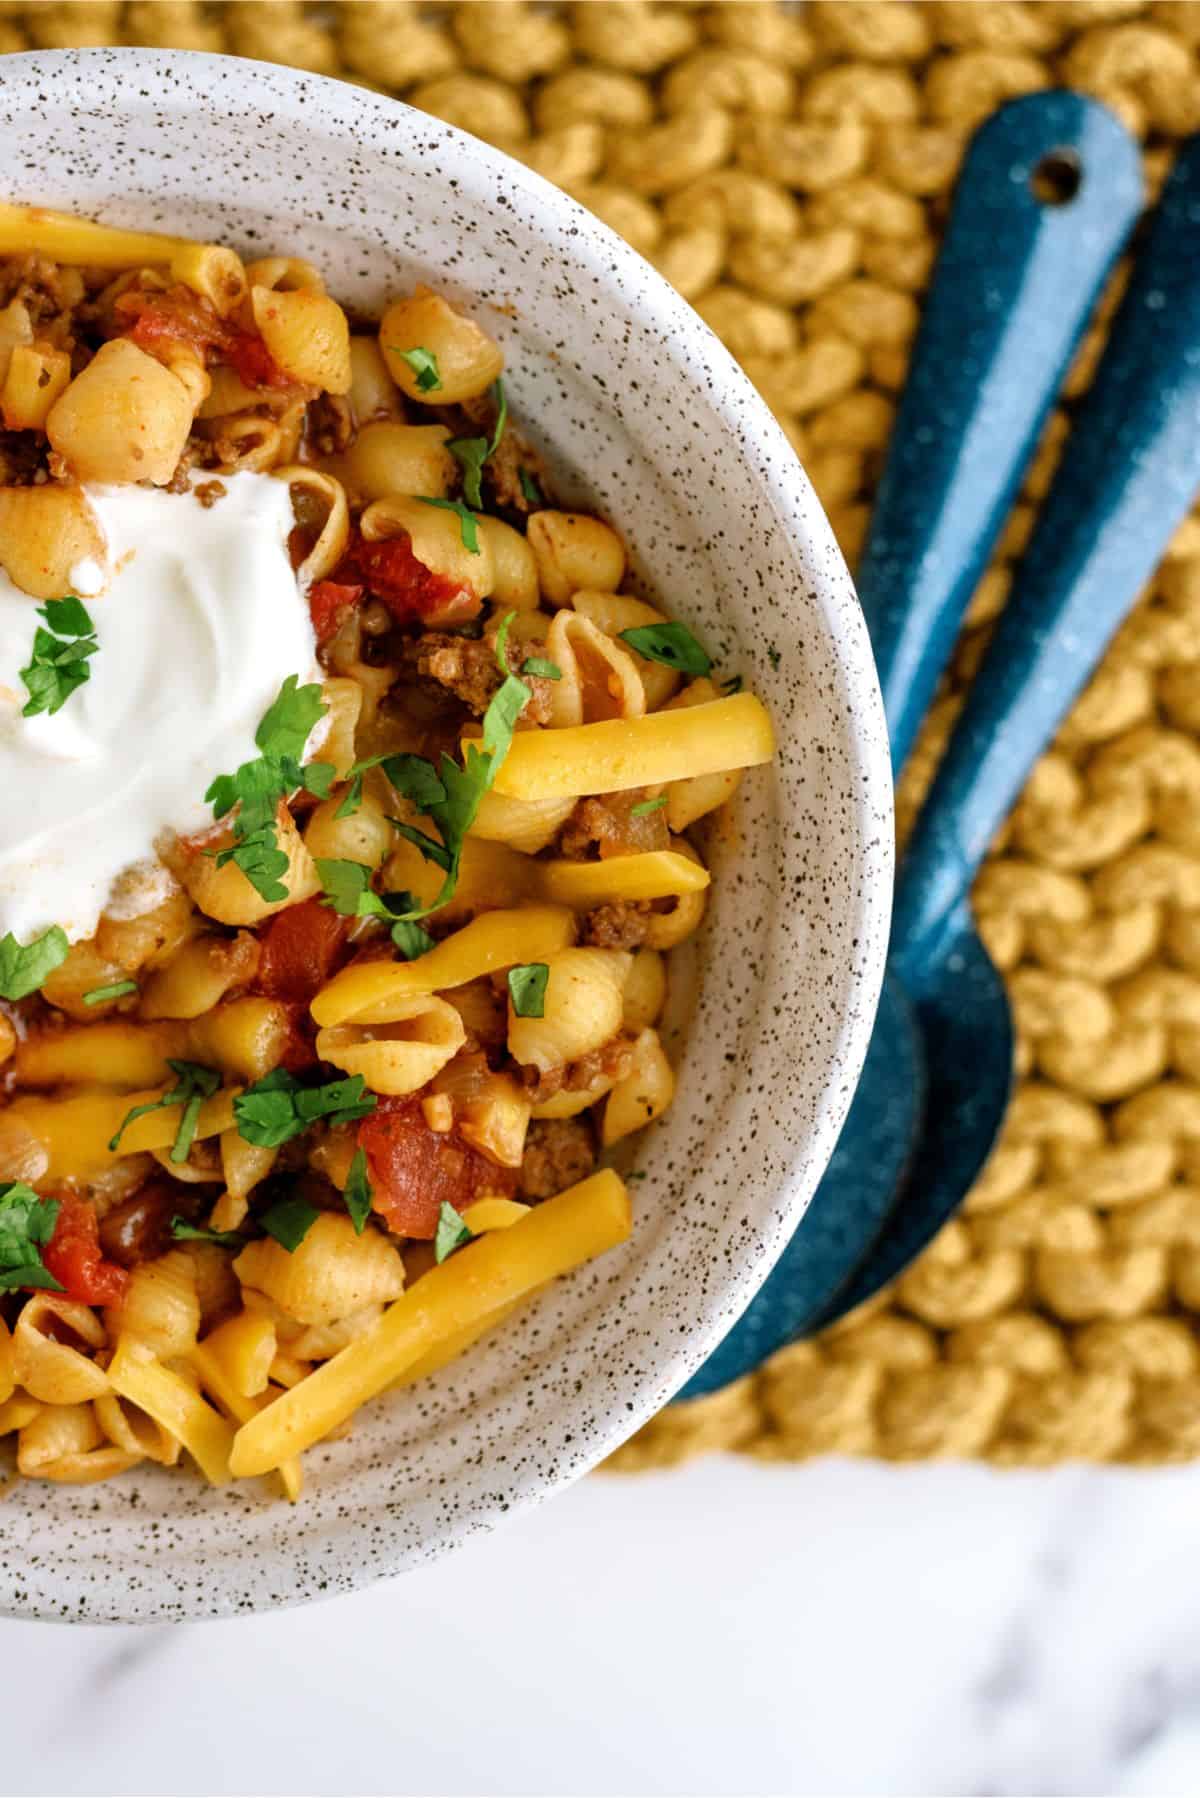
[343,1147,373,1235]
[391,916,437,960]
[0,925,69,1001]
[385,814,452,875]
[315,860,435,957]
[333,749,446,824]
[416,495,481,554]
[629,796,667,818]
[619,622,712,678]
[317,857,394,915]
[446,378,508,509]
[324,614,531,935]
[385,752,453,816]
[108,1059,220,1163]
[169,1216,245,1250]
[19,597,100,718]
[446,443,488,512]
[521,657,562,681]
[518,468,543,506]
[485,613,536,755]
[259,1196,320,1253]
[393,346,442,392]
[219,828,291,905]
[0,1183,61,1293]
[41,596,94,637]
[434,1200,473,1264]
[233,1068,377,1149]
[83,979,138,1006]
[256,677,330,765]
[205,676,333,903]
[333,754,385,821]
[334,783,362,823]
[507,962,549,1018]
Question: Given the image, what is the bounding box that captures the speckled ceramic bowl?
[0,49,891,1621]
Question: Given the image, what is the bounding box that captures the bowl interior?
[0,50,891,1621]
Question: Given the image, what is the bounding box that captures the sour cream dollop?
[0,473,319,944]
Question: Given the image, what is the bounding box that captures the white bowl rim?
[0,47,893,1617]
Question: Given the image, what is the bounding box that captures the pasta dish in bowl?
[0,50,890,1619]
[0,201,774,1499]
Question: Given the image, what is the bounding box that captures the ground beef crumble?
[519,1032,636,1106]
[519,1117,598,1201]
[0,430,48,487]
[581,900,656,950]
[0,253,85,346]
[407,625,555,722]
[164,443,204,493]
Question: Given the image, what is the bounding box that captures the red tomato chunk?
[338,533,480,630]
[226,326,291,392]
[112,287,289,392]
[42,1193,129,1306]
[358,1096,517,1239]
[114,286,226,362]
[257,899,352,1007]
[308,579,364,648]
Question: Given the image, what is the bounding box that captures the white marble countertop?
[4,1456,1200,1796]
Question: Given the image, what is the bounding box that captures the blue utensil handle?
[893,134,1200,976]
[860,91,1141,771]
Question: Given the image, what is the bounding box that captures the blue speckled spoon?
[810,126,1200,1328]
[682,93,1140,1396]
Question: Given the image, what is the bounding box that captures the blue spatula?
[682,92,1141,1395]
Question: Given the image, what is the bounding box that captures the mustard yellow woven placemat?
[7,0,1200,1467]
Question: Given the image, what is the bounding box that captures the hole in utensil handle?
[1031,148,1084,205]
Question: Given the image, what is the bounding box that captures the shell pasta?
[0,208,775,1499]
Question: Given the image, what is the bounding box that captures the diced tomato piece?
[110,286,296,395]
[226,327,290,391]
[114,285,226,362]
[257,898,352,1007]
[308,579,364,648]
[358,1096,518,1239]
[345,534,480,629]
[42,1193,129,1306]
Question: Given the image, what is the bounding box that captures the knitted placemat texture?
[7,0,1200,1469]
